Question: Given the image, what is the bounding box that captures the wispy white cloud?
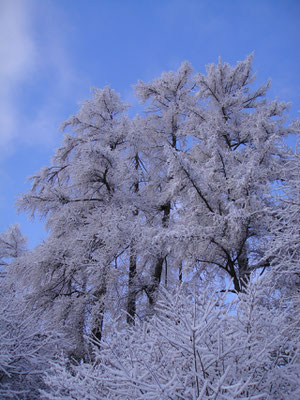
[0,0,85,155]
[0,0,36,152]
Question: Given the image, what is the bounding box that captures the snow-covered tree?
[0,224,27,270]
[134,54,297,294]
[262,136,300,311]
[17,87,143,357]
[0,54,296,399]
[0,226,57,399]
[17,55,298,352]
[0,282,55,400]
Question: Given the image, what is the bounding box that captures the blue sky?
[0,0,299,248]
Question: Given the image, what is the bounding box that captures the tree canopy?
[1,55,299,399]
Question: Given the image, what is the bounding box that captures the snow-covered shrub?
[42,281,300,400]
[0,283,57,400]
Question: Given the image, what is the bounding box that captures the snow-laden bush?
[0,225,63,399]
[42,280,300,400]
[0,284,57,400]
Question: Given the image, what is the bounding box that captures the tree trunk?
[147,257,164,307]
[238,248,250,291]
[179,262,183,282]
[91,284,106,344]
[147,202,171,308]
[126,153,139,324]
[227,258,241,293]
[127,246,137,325]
